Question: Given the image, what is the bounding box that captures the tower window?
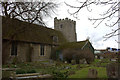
[60,24,63,28]
[53,36,58,43]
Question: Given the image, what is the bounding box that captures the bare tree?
[1,1,58,26]
[65,0,120,40]
[62,49,75,63]
[62,48,94,64]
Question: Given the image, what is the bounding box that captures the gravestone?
[88,68,98,78]
[106,63,120,78]
[79,59,87,64]
[64,61,67,64]
[76,65,81,69]
[71,60,76,65]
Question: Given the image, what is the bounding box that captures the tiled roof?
[56,40,91,50]
[2,16,67,45]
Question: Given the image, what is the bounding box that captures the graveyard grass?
[69,66,107,78]
[2,59,110,78]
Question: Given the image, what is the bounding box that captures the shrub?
[16,69,36,74]
[12,56,19,64]
[62,49,76,63]
[16,69,26,74]
[26,69,36,73]
[62,48,94,64]
[2,71,11,78]
[68,71,75,75]
[71,60,76,65]
[52,70,68,78]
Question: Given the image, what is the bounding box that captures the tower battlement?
[54,17,77,42]
[54,17,76,24]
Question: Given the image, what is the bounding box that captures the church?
[2,16,94,64]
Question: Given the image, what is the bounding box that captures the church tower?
[54,17,77,42]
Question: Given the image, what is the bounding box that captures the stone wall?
[17,42,30,62]
[2,40,52,64]
[54,17,77,42]
[31,44,52,61]
[2,41,30,64]
[2,40,13,64]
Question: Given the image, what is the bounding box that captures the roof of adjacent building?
[2,16,67,45]
[56,39,94,51]
[94,49,107,54]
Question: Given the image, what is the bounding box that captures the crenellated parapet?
[54,17,76,24]
[54,17,77,42]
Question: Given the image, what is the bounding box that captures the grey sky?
[0,0,118,49]
[44,0,118,49]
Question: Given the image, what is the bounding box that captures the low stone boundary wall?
[15,73,52,79]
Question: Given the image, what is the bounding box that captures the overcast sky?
[43,0,118,49]
[1,0,118,49]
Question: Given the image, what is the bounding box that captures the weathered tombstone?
[64,61,67,64]
[71,60,76,65]
[65,66,71,69]
[88,68,98,78]
[49,60,53,63]
[79,59,84,64]
[83,59,87,64]
[76,64,81,69]
[68,71,75,75]
[106,63,120,78]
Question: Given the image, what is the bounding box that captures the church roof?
[2,16,67,45]
[56,40,94,50]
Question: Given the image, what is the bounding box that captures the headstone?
[68,71,75,75]
[88,68,98,78]
[111,59,117,62]
[106,63,120,78]
[79,59,87,64]
[65,66,71,69]
[100,56,103,59]
[65,61,67,64]
[95,55,98,59]
[76,65,81,69]
[71,60,76,65]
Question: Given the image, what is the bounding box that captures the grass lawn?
[69,67,88,78]
[69,66,108,78]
